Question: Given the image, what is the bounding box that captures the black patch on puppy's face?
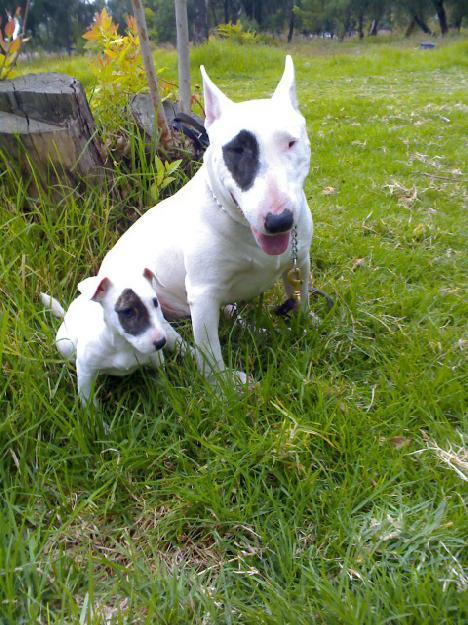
[115,289,150,336]
[222,130,259,191]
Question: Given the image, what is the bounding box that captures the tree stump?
[0,73,106,187]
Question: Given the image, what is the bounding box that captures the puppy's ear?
[143,267,161,290]
[200,65,233,128]
[78,276,112,301]
[272,55,298,111]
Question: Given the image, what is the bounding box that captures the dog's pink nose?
[264,209,293,234]
[153,337,166,350]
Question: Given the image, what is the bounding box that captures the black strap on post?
[171,112,210,155]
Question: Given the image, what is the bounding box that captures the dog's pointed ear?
[91,277,112,301]
[143,267,162,290]
[272,55,298,110]
[200,65,233,128]
[78,276,112,301]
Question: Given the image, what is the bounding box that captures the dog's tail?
[40,292,65,319]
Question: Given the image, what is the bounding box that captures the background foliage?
[0,0,465,52]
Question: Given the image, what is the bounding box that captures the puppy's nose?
[264,209,293,234]
[153,337,166,350]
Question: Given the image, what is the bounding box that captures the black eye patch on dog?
[222,130,259,191]
[115,289,150,335]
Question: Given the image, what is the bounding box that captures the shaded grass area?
[1,38,467,623]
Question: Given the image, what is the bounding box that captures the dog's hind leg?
[55,322,77,361]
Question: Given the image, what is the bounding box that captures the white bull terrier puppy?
[40,268,187,405]
[99,56,312,384]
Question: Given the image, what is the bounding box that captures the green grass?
[1,38,467,623]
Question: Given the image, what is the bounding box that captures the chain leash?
[287,225,303,305]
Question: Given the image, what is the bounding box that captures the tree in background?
[0,0,465,52]
[448,0,468,29]
[395,0,433,36]
[193,0,208,43]
[3,0,97,52]
[433,0,449,33]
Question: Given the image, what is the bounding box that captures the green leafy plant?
[214,21,257,44]
[149,157,182,203]
[0,8,26,80]
[83,9,175,145]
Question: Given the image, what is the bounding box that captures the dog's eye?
[119,307,134,317]
[153,298,159,308]
[230,146,244,155]
[288,140,297,149]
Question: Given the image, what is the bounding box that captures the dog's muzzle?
[264,209,294,234]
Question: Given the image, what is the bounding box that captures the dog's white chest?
[222,251,287,302]
[99,351,143,376]
[98,344,163,376]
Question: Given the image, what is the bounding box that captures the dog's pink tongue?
[252,228,291,256]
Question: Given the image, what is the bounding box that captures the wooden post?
[174,0,191,114]
[131,0,171,146]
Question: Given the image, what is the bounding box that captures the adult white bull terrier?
[40,268,187,405]
[99,56,312,383]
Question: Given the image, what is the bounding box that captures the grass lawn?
[1,37,467,623]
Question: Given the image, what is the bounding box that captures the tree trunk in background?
[22,0,30,36]
[193,0,209,43]
[405,18,416,36]
[452,15,462,31]
[254,0,262,26]
[0,74,106,186]
[368,18,379,36]
[210,1,219,26]
[131,0,171,146]
[287,0,295,42]
[433,0,448,34]
[358,13,364,39]
[340,11,351,40]
[229,0,241,23]
[175,0,191,114]
[65,10,72,55]
[413,13,433,35]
